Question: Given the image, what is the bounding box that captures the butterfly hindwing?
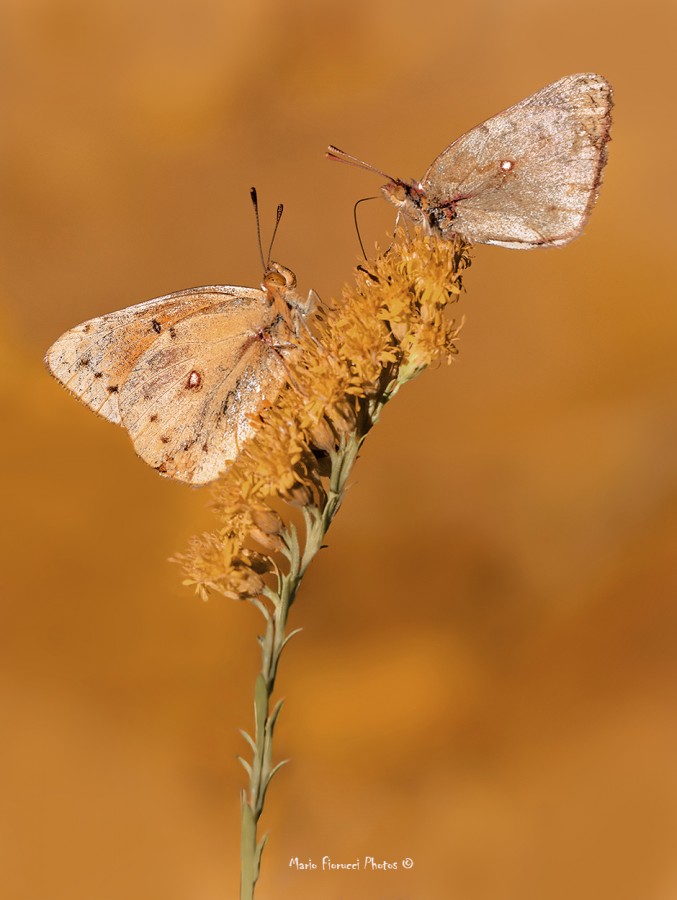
[422,73,612,247]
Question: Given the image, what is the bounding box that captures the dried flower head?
[174,229,470,601]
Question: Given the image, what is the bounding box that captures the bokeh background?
[2,1,676,898]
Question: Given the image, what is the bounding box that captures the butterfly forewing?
[118,295,288,484]
[45,286,255,425]
[45,283,301,484]
[422,73,612,248]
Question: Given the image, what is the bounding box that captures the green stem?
[238,428,367,899]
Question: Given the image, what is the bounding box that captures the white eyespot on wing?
[422,73,612,247]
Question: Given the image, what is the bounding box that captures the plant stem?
[238,428,366,898]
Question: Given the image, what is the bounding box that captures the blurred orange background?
[2,1,676,898]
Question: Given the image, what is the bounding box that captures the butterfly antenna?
[267,203,284,267]
[250,187,267,272]
[353,195,378,260]
[326,145,398,183]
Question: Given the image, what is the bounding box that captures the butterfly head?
[263,260,313,321]
[263,261,297,291]
[381,179,428,226]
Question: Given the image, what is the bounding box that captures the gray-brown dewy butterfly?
[45,191,316,485]
[328,73,612,248]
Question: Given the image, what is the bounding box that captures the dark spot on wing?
[202,442,209,452]
[151,319,162,334]
[169,326,177,339]
[155,462,168,474]
[150,414,158,422]
[107,385,118,394]
[83,324,91,334]
[161,435,170,444]
[222,390,236,416]
[79,357,91,367]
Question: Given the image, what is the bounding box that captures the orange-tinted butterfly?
[45,190,316,485]
[328,73,612,248]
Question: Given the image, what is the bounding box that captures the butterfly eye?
[382,182,408,203]
[266,272,287,287]
[265,262,297,289]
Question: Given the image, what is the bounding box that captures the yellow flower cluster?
[175,229,470,600]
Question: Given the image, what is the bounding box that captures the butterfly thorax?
[381,179,459,236]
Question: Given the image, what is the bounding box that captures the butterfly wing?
[422,73,612,248]
[46,285,289,484]
[118,293,291,484]
[45,286,246,424]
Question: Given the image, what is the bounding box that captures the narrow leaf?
[264,758,290,788]
[280,627,303,653]
[253,832,269,879]
[236,755,253,778]
[238,728,257,754]
[251,596,272,623]
[268,698,284,732]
